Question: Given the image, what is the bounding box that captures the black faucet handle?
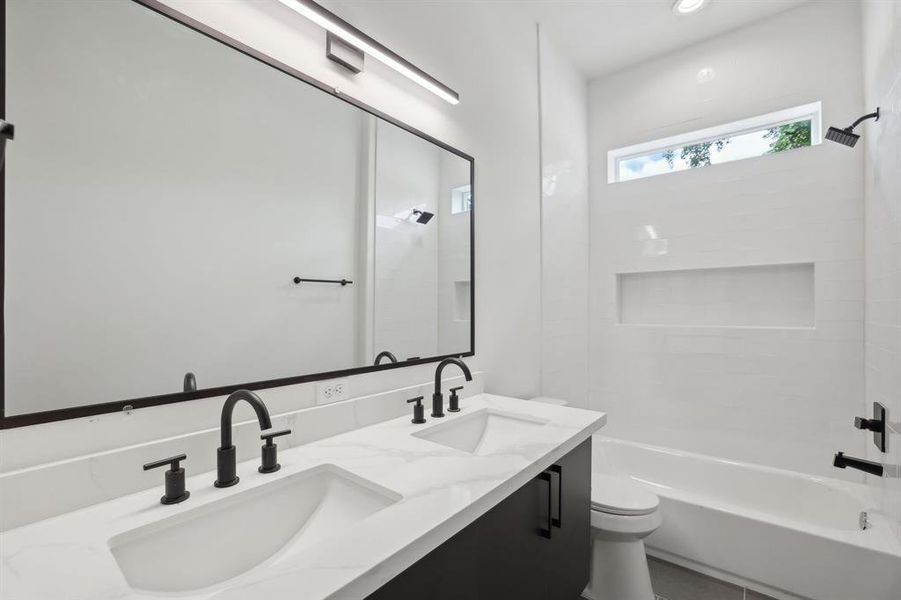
[408,396,426,424]
[448,386,464,413]
[259,429,291,474]
[261,429,292,444]
[143,454,190,505]
[144,453,187,472]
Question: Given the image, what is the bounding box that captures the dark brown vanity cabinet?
[367,438,591,600]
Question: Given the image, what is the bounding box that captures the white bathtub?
[592,436,901,600]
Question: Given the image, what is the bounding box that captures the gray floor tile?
[648,557,743,600]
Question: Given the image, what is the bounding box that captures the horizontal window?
[608,102,822,183]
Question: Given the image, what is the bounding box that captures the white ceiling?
[519,0,809,79]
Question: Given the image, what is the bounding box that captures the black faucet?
[834,452,884,477]
[215,390,273,488]
[183,372,197,392]
[432,357,472,418]
[374,350,398,365]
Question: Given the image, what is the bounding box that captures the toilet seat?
[591,475,659,516]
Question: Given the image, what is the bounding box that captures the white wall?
[862,0,901,540]
[587,2,866,478]
[538,29,590,408]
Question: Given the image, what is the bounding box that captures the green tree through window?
[764,120,812,153]
[662,138,729,168]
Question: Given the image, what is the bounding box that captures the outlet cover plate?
[317,379,349,406]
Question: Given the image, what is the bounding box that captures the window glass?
[451,184,472,214]
[608,102,822,183]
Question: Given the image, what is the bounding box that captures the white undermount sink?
[413,408,549,455]
[109,464,400,594]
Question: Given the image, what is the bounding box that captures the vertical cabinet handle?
[537,471,553,539]
[550,464,562,529]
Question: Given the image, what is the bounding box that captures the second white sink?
[413,409,549,455]
[109,464,400,594]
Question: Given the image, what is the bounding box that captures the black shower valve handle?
[854,416,884,433]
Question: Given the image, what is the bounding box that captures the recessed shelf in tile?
[617,263,815,328]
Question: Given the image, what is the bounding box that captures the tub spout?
[833,452,884,477]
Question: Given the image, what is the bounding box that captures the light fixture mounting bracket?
[326,32,364,74]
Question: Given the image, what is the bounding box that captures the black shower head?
[825,107,880,148]
[412,209,434,224]
[825,126,860,148]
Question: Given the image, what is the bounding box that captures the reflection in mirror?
[372,122,472,363]
[3,0,472,419]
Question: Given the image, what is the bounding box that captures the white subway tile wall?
[617,263,815,328]
[587,2,867,479]
[538,29,591,408]
[862,0,901,542]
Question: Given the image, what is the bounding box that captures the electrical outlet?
[316,379,349,405]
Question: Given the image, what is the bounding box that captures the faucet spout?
[434,357,473,396]
[432,357,472,418]
[183,372,197,393]
[215,390,272,488]
[374,350,398,365]
[833,452,884,477]
[220,390,272,448]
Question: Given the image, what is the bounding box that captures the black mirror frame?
[0,0,474,429]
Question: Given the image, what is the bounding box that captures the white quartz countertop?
[0,394,605,600]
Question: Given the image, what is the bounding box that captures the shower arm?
[847,108,880,131]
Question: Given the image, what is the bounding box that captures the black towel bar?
[292,277,353,286]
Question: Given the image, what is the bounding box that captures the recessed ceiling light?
[673,0,711,16]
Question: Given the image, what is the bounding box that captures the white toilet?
[582,474,662,600]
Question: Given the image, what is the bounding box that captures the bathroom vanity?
[366,437,591,600]
[0,395,604,599]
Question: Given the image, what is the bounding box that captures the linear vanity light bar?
[276,0,460,105]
